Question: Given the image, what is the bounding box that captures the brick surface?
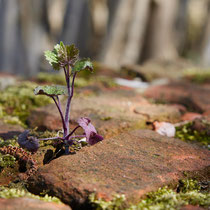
[27,130,210,208]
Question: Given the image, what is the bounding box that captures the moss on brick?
[89,179,210,210]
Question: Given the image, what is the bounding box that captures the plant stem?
[65,125,80,140]
[63,66,68,79]
[63,65,77,155]
[38,137,64,141]
[64,65,70,136]
[64,71,77,136]
[51,96,66,133]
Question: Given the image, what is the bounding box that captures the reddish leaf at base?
[77,117,104,145]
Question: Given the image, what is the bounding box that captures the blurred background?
[0,0,210,76]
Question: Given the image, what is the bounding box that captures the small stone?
[152,121,176,137]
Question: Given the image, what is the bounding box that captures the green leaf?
[44,42,79,70]
[44,50,60,70]
[66,44,79,61]
[44,51,57,64]
[34,85,68,96]
[72,59,93,73]
[59,41,65,51]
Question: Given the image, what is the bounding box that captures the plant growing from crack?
[18,42,103,155]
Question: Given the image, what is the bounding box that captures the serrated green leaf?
[44,50,60,70]
[59,41,65,50]
[44,51,57,64]
[34,85,68,96]
[72,59,93,73]
[44,42,79,70]
[66,44,79,61]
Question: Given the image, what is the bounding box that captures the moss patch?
[37,72,117,89]
[37,72,91,87]
[0,82,52,127]
[0,186,62,204]
[30,129,62,148]
[184,68,210,83]
[89,179,210,210]
[175,121,210,148]
[89,194,126,210]
[0,137,19,148]
[129,185,209,210]
[0,154,16,169]
[0,145,20,184]
[37,72,66,85]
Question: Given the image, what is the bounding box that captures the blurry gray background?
[0,0,210,76]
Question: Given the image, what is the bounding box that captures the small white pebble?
[153,121,176,137]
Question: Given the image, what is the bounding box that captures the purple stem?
[63,66,68,80]
[64,65,70,136]
[56,95,63,114]
[65,125,80,140]
[67,135,86,145]
[38,136,64,141]
[69,135,86,140]
[51,96,67,133]
[64,71,77,136]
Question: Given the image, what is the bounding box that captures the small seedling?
[18,42,103,154]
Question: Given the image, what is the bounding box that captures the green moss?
[37,72,117,89]
[129,187,209,210]
[0,137,18,148]
[37,72,66,85]
[183,68,210,83]
[30,129,61,147]
[75,76,117,89]
[0,82,52,126]
[3,116,24,127]
[177,179,200,193]
[0,186,62,203]
[94,76,118,88]
[89,194,126,210]
[89,179,210,210]
[175,122,210,148]
[100,116,112,121]
[37,72,91,87]
[75,77,92,88]
[37,72,92,88]
[0,154,16,168]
